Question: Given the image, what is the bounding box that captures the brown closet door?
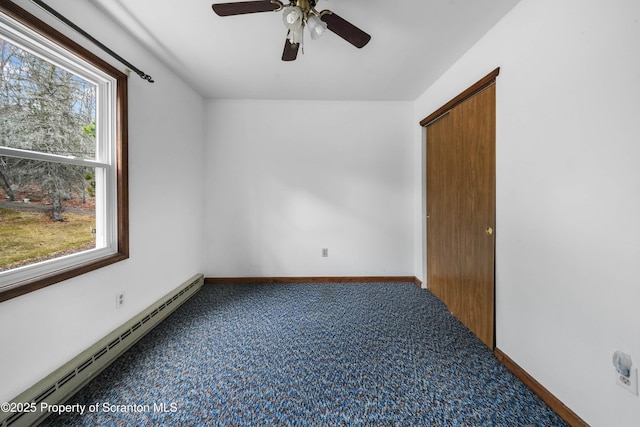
[426,112,461,313]
[426,85,495,348]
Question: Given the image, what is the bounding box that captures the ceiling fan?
[211,0,371,61]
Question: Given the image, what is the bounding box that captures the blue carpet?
[42,282,568,426]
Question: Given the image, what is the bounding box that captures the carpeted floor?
[42,282,568,426]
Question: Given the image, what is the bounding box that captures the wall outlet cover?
[116,292,125,310]
[616,366,639,396]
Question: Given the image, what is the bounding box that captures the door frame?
[420,68,500,128]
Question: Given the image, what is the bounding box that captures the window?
[0,2,128,302]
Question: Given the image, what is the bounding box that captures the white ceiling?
[89,0,521,101]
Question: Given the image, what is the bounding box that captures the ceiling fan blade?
[212,1,282,16]
[282,36,299,61]
[320,12,371,48]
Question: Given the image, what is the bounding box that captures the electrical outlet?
[116,292,125,310]
[616,367,639,395]
[322,248,328,257]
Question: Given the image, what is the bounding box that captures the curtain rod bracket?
[31,0,154,83]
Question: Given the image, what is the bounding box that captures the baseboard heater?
[0,273,204,427]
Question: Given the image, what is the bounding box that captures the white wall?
[414,0,640,425]
[0,1,205,403]
[204,100,414,278]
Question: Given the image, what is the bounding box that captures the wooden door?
[457,85,496,347]
[424,75,496,348]
[426,111,461,314]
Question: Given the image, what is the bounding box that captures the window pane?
[0,37,97,160]
[0,158,97,272]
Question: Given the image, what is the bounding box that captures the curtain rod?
[31,0,154,83]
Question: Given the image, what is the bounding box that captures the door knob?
[486,226,493,235]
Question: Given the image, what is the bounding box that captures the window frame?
[0,1,128,303]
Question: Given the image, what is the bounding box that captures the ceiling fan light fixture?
[282,6,303,27]
[283,5,304,46]
[288,27,304,45]
[306,14,327,40]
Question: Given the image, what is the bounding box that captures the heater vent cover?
[1,274,204,427]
